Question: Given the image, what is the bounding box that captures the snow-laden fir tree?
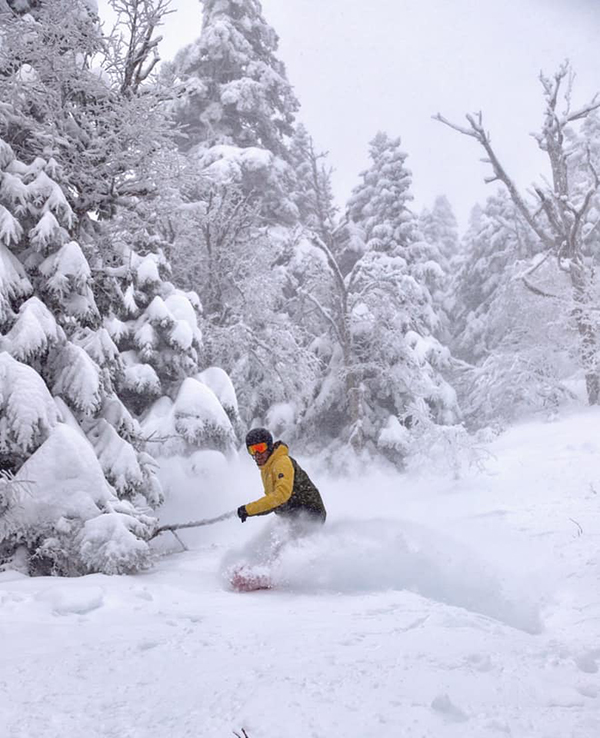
[420,195,460,267]
[164,0,300,224]
[418,195,459,338]
[302,133,458,466]
[0,0,245,576]
[102,201,203,415]
[101,198,240,456]
[452,192,537,364]
[288,123,338,241]
[167,0,298,156]
[0,135,159,576]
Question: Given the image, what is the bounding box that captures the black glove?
[237,505,249,523]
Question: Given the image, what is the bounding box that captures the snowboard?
[229,565,273,592]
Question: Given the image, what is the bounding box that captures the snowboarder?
[237,428,326,527]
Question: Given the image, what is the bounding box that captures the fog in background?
[100,0,600,229]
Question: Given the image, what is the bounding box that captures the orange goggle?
[247,442,269,456]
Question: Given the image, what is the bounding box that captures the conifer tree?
[288,123,337,240]
[418,195,460,340]
[303,133,458,465]
[165,0,300,224]
[420,195,460,267]
[168,0,298,156]
[103,201,203,416]
[0,135,158,575]
[0,0,236,575]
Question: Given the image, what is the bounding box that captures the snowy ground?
[2,409,600,738]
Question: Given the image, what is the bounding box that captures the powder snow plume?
[221,516,542,634]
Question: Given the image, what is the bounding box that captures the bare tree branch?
[298,287,345,347]
[435,110,554,249]
[521,276,561,299]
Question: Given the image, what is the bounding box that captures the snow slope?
[2,409,600,737]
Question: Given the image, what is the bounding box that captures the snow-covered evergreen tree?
[303,133,458,466]
[420,195,460,267]
[452,192,534,363]
[164,0,300,224]
[288,123,337,240]
[418,195,459,338]
[0,136,159,575]
[0,0,247,575]
[167,0,298,156]
[102,202,203,416]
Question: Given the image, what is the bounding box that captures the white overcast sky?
[100,0,600,229]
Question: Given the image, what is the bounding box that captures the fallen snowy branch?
[150,510,236,538]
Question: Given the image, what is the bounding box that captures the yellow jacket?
[245,443,294,516]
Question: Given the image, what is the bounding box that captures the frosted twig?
[569,517,583,537]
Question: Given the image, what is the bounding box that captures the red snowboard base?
[229,565,273,592]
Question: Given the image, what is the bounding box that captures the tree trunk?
[570,261,600,404]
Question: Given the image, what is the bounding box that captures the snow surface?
[2,409,600,737]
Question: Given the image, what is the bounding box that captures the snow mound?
[37,585,104,616]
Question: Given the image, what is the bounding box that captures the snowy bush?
[378,415,411,459]
[405,421,493,480]
[457,351,577,430]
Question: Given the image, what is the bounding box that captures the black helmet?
[245,427,273,451]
